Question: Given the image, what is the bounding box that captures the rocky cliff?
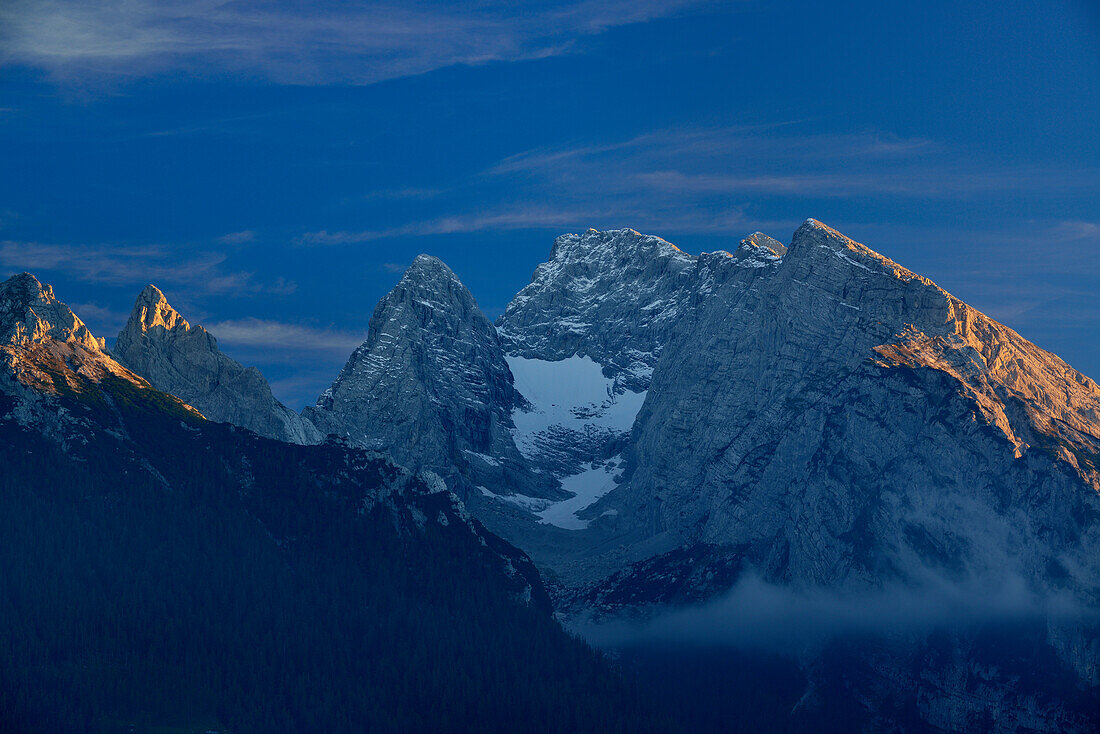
[488,222,1100,731]
[113,284,321,444]
[594,220,1100,601]
[304,255,558,499]
[497,228,698,392]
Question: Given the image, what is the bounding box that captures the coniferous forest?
[0,379,669,733]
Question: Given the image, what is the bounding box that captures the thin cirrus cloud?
[0,0,708,85]
[0,240,295,295]
[196,318,367,407]
[205,317,365,358]
[298,126,1072,245]
[488,127,1098,200]
[297,208,614,245]
[298,206,755,245]
[218,229,256,245]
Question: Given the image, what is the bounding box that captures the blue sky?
[1,0,1097,407]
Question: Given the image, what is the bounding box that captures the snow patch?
[479,460,624,530]
[537,460,622,530]
[506,355,646,459]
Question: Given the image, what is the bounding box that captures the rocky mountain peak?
[393,254,483,313]
[407,252,459,280]
[112,285,320,445]
[2,272,50,303]
[0,272,104,351]
[304,255,556,499]
[588,219,1100,610]
[546,227,688,266]
[116,285,214,361]
[0,273,154,407]
[130,284,190,333]
[738,231,787,258]
[785,218,930,286]
[498,228,698,390]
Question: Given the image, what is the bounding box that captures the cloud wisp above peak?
[205,317,366,357]
[488,126,1098,201]
[296,205,756,245]
[0,239,295,296]
[0,0,708,85]
[294,124,1097,247]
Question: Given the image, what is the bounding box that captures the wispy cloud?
[218,229,256,245]
[205,317,365,357]
[297,125,1097,247]
[0,0,707,85]
[67,301,130,333]
[489,127,1095,199]
[581,572,1088,652]
[298,205,754,244]
[0,240,295,295]
[200,318,367,408]
[297,208,607,244]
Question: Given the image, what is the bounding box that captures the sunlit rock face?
[0,273,201,443]
[598,220,1100,601]
[0,272,104,351]
[304,255,559,499]
[0,272,140,396]
[484,227,803,524]
[488,221,1100,730]
[113,285,321,444]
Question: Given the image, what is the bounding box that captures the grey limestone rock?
[113,285,321,444]
[304,255,558,499]
[493,221,1100,731]
[497,228,699,392]
[603,220,1100,602]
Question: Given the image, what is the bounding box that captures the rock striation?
[304,255,558,499]
[598,220,1100,599]
[497,228,698,392]
[486,221,1100,731]
[113,285,321,444]
[0,272,143,399]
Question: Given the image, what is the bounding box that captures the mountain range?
[0,272,666,732]
[4,218,1098,732]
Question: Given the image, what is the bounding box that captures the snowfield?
[488,355,645,529]
[479,458,623,530]
[506,355,646,457]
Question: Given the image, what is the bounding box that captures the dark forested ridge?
[0,372,670,733]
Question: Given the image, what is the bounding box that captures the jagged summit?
[116,285,208,357]
[0,273,173,409]
[130,284,190,332]
[0,272,105,351]
[484,222,1100,621]
[396,254,483,311]
[498,228,699,391]
[115,284,215,368]
[304,254,557,499]
[786,217,928,284]
[547,227,688,264]
[113,285,321,445]
[583,218,1100,608]
[738,231,787,258]
[408,252,457,276]
[1,271,49,303]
